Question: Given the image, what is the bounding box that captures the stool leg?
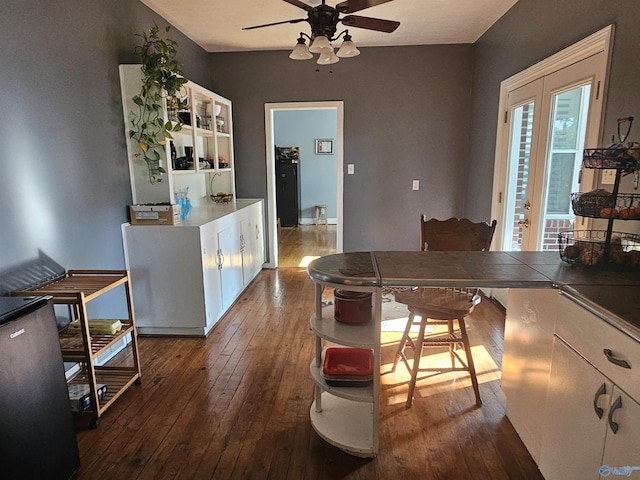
[391,312,415,372]
[447,319,455,369]
[406,316,428,408]
[458,317,482,407]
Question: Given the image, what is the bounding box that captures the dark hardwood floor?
[73,226,542,479]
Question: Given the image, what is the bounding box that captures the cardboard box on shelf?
[68,383,107,412]
[129,204,181,226]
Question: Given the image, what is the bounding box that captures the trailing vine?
[129,24,188,183]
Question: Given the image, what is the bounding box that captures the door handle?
[524,201,531,211]
[608,395,622,434]
[593,382,607,419]
[603,349,631,369]
[518,219,530,228]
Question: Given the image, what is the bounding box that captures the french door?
[499,52,607,251]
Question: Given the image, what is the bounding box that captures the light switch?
[412,180,420,191]
[347,164,354,175]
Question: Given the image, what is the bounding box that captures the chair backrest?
[420,216,497,252]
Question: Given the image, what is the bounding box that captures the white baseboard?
[299,218,336,225]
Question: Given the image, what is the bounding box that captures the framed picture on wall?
[315,139,333,154]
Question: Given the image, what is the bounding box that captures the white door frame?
[490,25,614,250]
[264,101,344,268]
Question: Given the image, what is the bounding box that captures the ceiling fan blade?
[335,0,394,14]
[243,18,306,30]
[282,0,314,11]
[341,15,400,33]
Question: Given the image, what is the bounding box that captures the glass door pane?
[506,101,535,251]
[538,84,591,250]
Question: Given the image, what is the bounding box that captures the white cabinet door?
[240,218,254,285]
[502,288,557,463]
[251,206,264,274]
[201,226,223,330]
[600,388,640,477]
[217,221,243,311]
[540,337,609,480]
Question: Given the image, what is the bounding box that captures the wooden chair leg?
[391,312,415,372]
[447,320,455,369]
[458,317,482,407]
[406,317,428,408]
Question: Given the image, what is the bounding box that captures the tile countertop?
[308,251,640,340]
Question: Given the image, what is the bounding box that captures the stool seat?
[314,204,328,226]
[392,287,482,408]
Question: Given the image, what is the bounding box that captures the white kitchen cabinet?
[217,220,243,312]
[240,202,265,284]
[601,388,640,477]
[502,288,557,463]
[119,64,235,206]
[539,294,640,480]
[539,337,610,480]
[122,200,264,336]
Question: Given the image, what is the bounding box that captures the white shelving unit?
[119,64,236,206]
[308,282,382,458]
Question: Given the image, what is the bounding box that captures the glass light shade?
[309,35,332,53]
[316,50,340,65]
[289,42,312,60]
[336,39,360,58]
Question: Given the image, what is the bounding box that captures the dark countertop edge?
[307,251,640,341]
[558,283,640,343]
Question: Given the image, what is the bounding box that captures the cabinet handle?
[217,249,224,269]
[603,349,631,369]
[608,395,622,434]
[593,382,607,419]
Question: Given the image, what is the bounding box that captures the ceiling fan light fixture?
[309,35,332,54]
[336,32,360,58]
[289,35,313,60]
[316,50,340,65]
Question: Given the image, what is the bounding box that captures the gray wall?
[274,109,338,221]
[4,0,638,295]
[0,1,210,308]
[466,0,640,221]
[211,46,473,252]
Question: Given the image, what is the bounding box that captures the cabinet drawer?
[557,294,640,400]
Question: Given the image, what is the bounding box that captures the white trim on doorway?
[490,24,614,252]
[264,101,344,268]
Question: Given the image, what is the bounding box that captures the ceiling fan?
[243,0,400,65]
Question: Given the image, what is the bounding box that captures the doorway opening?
[264,102,344,268]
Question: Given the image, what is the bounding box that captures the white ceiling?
[140,0,518,53]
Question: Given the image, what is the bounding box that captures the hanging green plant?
[129,24,188,183]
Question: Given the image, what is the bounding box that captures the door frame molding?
[490,25,614,250]
[264,101,344,268]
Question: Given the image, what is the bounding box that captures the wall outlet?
[602,169,616,184]
[412,180,420,190]
[347,164,354,175]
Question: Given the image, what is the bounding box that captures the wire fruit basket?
[558,230,640,267]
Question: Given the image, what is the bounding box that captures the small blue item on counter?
[180,197,192,220]
[174,187,192,220]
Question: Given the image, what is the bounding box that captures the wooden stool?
[392,287,482,408]
[314,205,328,226]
